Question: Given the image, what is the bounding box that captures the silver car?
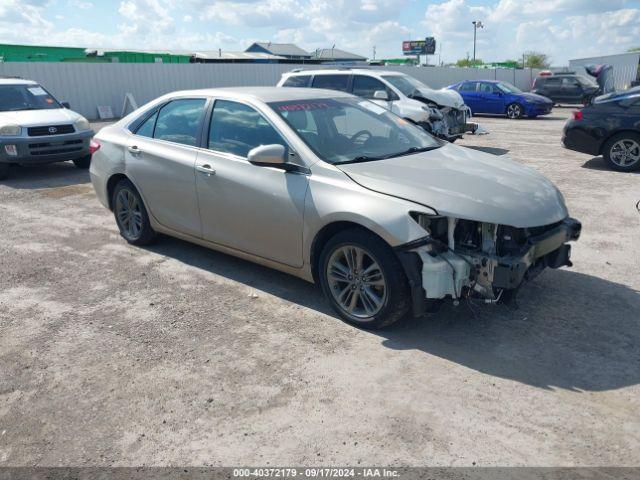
[90,87,581,329]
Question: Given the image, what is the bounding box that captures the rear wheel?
[506,103,523,119]
[603,133,640,172]
[318,228,410,329]
[73,154,91,169]
[112,179,157,245]
[0,163,9,180]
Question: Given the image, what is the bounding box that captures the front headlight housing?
[74,117,90,132]
[0,124,22,136]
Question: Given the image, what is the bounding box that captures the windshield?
[381,75,430,97]
[496,82,522,93]
[269,97,442,165]
[0,84,61,111]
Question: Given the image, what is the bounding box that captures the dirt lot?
[1,109,639,466]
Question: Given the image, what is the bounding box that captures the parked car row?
[4,68,638,328]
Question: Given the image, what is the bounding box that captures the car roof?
[163,86,353,103]
[285,69,404,77]
[0,78,38,86]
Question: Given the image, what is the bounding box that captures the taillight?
[89,139,101,154]
[572,110,583,120]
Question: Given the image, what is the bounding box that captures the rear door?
[126,98,207,237]
[457,81,480,112]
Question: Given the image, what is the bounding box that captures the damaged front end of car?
[396,213,582,316]
[410,92,482,142]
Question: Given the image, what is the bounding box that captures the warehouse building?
[569,52,640,89]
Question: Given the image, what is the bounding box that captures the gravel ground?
[0,109,639,466]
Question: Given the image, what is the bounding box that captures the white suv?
[0,78,94,180]
[278,68,476,142]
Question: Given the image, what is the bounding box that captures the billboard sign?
[402,37,436,56]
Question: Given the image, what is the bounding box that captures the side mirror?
[373,90,389,101]
[248,144,287,167]
[61,102,71,109]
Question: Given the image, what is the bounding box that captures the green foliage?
[456,58,483,67]
[523,51,551,69]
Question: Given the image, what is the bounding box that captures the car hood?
[337,143,568,228]
[519,92,553,104]
[413,87,466,109]
[0,108,80,127]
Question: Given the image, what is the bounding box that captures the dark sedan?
[563,87,640,172]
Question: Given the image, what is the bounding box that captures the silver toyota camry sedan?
[90,87,581,329]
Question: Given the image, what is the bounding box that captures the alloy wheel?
[326,245,387,319]
[610,139,640,167]
[115,188,143,240]
[507,104,521,119]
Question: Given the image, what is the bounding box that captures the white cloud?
[68,0,93,9]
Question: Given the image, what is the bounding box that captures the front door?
[478,83,504,114]
[125,98,207,237]
[195,99,308,268]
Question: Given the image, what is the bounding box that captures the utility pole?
[373,45,376,60]
[472,20,483,64]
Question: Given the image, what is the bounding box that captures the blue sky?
[0,0,639,65]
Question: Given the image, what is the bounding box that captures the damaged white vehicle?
[278,68,482,142]
[90,87,580,329]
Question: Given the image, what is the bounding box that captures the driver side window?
[208,100,287,158]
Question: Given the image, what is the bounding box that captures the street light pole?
[472,20,483,64]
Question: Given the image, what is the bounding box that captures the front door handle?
[196,164,216,176]
[127,145,142,155]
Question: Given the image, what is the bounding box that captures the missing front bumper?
[396,217,582,316]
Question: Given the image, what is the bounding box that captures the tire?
[506,103,523,119]
[112,178,157,245]
[0,163,9,180]
[602,132,640,172]
[73,154,91,169]
[318,228,411,329]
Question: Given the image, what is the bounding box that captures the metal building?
[569,52,640,90]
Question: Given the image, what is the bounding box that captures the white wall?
[0,62,541,119]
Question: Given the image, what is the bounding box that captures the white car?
[277,68,477,142]
[0,78,94,180]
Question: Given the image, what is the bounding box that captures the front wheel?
[73,154,91,169]
[603,133,640,172]
[506,103,523,119]
[318,228,410,329]
[0,163,9,180]
[112,179,157,245]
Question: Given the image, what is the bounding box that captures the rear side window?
[153,99,206,146]
[352,75,388,99]
[312,74,350,92]
[282,75,311,87]
[135,111,158,138]
[208,100,286,158]
[533,77,545,87]
[458,82,477,92]
[545,77,561,86]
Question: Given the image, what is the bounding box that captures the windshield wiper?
[334,155,385,165]
[334,146,440,165]
[382,146,440,159]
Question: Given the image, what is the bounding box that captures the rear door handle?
[127,145,142,155]
[196,164,216,176]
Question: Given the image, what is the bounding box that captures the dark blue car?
[448,80,553,119]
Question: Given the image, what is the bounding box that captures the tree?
[628,47,640,52]
[456,58,483,67]
[523,51,551,69]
